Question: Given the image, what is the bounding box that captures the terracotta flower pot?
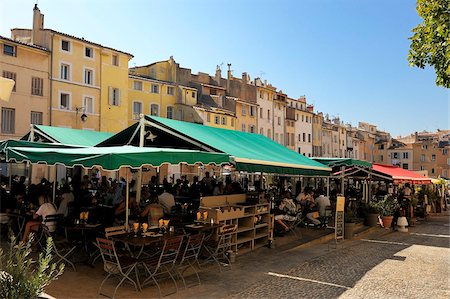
[381,216,394,229]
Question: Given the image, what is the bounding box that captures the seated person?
[315,191,331,217]
[299,189,321,226]
[114,192,138,224]
[274,192,297,233]
[140,194,164,227]
[158,187,175,215]
[22,192,57,243]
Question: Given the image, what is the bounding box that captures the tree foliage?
[408,0,450,88]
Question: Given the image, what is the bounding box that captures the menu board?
[335,196,345,240]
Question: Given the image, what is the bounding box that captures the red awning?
[372,164,432,184]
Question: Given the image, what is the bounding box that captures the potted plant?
[363,201,379,227]
[0,234,64,299]
[377,196,397,229]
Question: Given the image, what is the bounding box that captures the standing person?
[57,184,74,217]
[201,172,213,195]
[22,191,57,243]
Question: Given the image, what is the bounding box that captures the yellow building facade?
[198,108,236,130]
[235,99,257,133]
[0,36,50,140]
[10,5,133,133]
[128,75,178,125]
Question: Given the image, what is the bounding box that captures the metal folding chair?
[176,233,204,288]
[41,216,77,271]
[96,237,141,299]
[140,235,184,297]
[203,224,236,272]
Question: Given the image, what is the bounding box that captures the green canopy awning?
[21,125,114,146]
[99,116,330,176]
[6,145,231,171]
[0,139,76,154]
[312,158,372,169]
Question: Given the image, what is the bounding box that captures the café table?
[62,222,103,257]
[111,231,185,258]
[184,222,223,242]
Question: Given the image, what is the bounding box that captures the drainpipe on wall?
[49,33,54,126]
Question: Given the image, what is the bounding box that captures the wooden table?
[111,231,184,258]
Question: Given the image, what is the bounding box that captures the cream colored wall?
[50,34,101,130]
[0,40,49,139]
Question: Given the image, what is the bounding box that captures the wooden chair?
[96,237,140,298]
[140,235,184,297]
[105,225,127,239]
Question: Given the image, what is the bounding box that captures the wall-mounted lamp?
[76,107,88,122]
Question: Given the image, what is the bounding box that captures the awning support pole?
[136,115,145,204]
[125,168,129,231]
[327,177,330,197]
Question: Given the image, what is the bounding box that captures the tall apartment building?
[291,96,313,157]
[0,36,49,140]
[312,112,323,157]
[399,130,450,178]
[255,78,277,140]
[226,67,258,134]
[10,5,133,133]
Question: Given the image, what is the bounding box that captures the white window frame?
[249,106,255,117]
[83,95,94,114]
[132,101,143,120]
[60,61,72,81]
[112,54,119,66]
[31,76,43,96]
[60,39,72,53]
[151,84,160,94]
[30,111,43,125]
[133,81,143,91]
[3,71,17,92]
[167,86,175,95]
[221,117,227,126]
[214,116,219,125]
[1,108,15,133]
[242,124,246,132]
[83,67,94,85]
[150,103,159,116]
[84,46,94,59]
[58,90,72,110]
[108,87,121,106]
[241,104,246,116]
[3,44,16,57]
[166,106,174,119]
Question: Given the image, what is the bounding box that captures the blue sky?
[1,0,448,137]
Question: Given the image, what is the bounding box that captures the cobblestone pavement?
[227,214,450,299]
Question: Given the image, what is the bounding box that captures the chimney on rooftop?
[32,4,44,46]
[227,63,232,93]
[215,65,221,85]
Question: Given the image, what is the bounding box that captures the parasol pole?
[125,168,130,230]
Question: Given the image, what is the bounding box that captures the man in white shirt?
[315,192,331,218]
[158,188,175,214]
[22,194,57,243]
